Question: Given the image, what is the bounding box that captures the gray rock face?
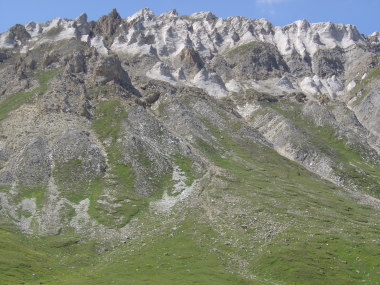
[277,76,294,90]
[90,8,122,38]
[312,47,345,78]
[7,24,31,46]
[173,46,204,79]
[15,138,51,187]
[0,9,379,236]
[43,75,90,116]
[92,54,132,88]
[351,84,380,140]
[248,107,339,183]
[224,41,289,80]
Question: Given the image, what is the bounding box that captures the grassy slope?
[351,65,380,105]
[1,91,380,284]
[1,116,380,284]
[197,132,380,284]
[0,69,60,121]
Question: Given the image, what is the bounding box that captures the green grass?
[14,187,46,208]
[0,69,60,121]
[92,100,127,142]
[0,225,54,284]
[351,65,380,105]
[1,119,380,284]
[45,26,64,38]
[90,100,152,227]
[192,118,380,284]
[226,41,259,57]
[57,215,258,285]
[1,89,380,284]
[87,164,148,228]
[53,158,94,203]
[173,154,197,186]
[0,213,261,285]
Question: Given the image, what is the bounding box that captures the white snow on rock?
[274,20,366,57]
[25,22,42,38]
[91,35,108,55]
[189,11,217,21]
[300,76,322,96]
[346,80,357,92]
[0,13,91,49]
[146,62,177,83]
[81,35,89,42]
[42,18,77,41]
[301,75,344,98]
[0,31,14,49]
[226,79,242,92]
[192,68,228,98]
[369,32,380,43]
[127,8,155,22]
[321,75,344,98]
[151,165,197,213]
[276,76,294,90]
[236,103,260,118]
[0,8,368,62]
[174,68,186,81]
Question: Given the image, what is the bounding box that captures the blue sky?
[0,0,379,34]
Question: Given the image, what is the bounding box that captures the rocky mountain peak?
[91,8,122,38]
[159,9,179,19]
[189,11,217,21]
[128,7,155,22]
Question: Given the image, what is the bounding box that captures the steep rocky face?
[173,46,204,79]
[0,6,378,257]
[222,41,289,80]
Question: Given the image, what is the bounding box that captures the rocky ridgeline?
[0,9,379,235]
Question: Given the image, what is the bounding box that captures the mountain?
[0,8,379,284]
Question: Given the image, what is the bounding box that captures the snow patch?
[192,68,228,98]
[174,68,186,81]
[146,62,176,83]
[322,75,344,98]
[300,76,321,95]
[151,165,197,212]
[226,79,242,92]
[236,103,260,118]
[25,22,41,38]
[70,198,94,232]
[81,35,89,42]
[0,31,15,49]
[346,80,356,92]
[91,35,108,55]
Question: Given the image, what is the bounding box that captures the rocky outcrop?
[91,54,132,88]
[89,8,122,39]
[8,24,31,44]
[312,47,345,78]
[350,84,380,141]
[173,46,204,79]
[225,41,289,80]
